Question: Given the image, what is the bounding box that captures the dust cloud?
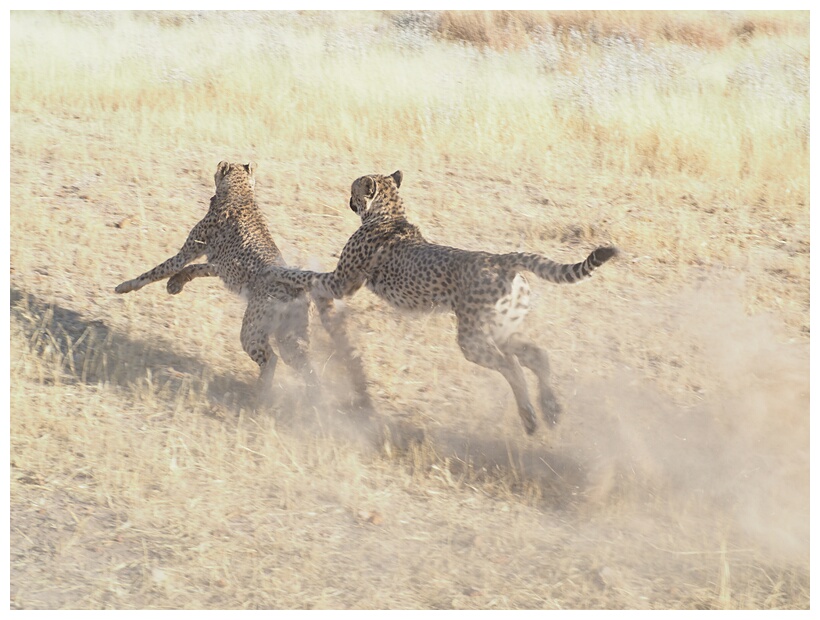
[568,280,809,563]
[263,277,809,565]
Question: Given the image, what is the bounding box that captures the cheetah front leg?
[456,319,538,435]
[265,231,373,300]
[166,263,218,295]
[115,224,208,294]
[264,266,317,292]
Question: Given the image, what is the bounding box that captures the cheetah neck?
[366,190,405,222]
[211,188,255,216]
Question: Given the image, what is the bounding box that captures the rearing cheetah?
[266,170,617,434]
[114,161,368,403]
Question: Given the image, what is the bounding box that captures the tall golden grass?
[11,10,808,200]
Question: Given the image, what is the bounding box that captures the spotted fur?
[267,170,617,434]
[114,161,368,403]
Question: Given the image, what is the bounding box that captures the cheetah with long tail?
[265,170,617,434]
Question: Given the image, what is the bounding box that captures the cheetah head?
[349,170,403,220]
[214,161,257,194]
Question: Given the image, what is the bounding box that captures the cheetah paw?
[115,280,136,294]
[166,275,187,295]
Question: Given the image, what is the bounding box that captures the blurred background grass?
[11,10,808,194]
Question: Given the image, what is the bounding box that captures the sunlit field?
[10,11,809,609]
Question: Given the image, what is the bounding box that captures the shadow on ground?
[11,287,591,509]
[432,428,588,509]
[11,287,257,410]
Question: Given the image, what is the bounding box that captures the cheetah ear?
[390,170,403,189]
[364,176,377,198]
[245,162,257,178]
[215,160,231,188]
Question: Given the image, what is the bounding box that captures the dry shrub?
[133,10,205,29]
[438,10,549,50]
[734,11,809,38]
[548,10,640,43]
[659,19,728,49]
[551,11,730,49]
[440,10,809,51]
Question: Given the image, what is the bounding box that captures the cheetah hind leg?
[275,328,322,407]
[504,334,563,427]
[313,295,374,417]
[240,313,279,406]
[457,325,538,435]
[256,354,279,404]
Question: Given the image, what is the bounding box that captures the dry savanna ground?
[9,10,809,610]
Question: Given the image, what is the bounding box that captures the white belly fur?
[491,273,530,346]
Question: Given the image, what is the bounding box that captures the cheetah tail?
[501,247,619,284]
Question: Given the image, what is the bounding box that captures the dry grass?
[427,10,809,50]
[10,10,808,609]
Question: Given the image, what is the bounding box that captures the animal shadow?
[12,287,271,412]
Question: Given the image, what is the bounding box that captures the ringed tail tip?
[594,246,619,263]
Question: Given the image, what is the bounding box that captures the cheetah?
[265,170,617,435]
[114,161,368,404]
